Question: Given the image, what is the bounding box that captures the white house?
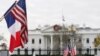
[5,25,100,56]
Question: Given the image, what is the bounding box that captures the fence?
[0,48,100,56]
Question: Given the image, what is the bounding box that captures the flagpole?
[0,1,17,22]
[60,14,63,55]
[0,16,4,22]
[70,24,77,56]
[61,9,66,54]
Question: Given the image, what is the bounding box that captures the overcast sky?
[0,0,100,30]
[0,0,100,48]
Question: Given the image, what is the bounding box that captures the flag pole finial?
[0,16,4,22]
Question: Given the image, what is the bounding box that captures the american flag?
[63,45,71,56]
[4,0,28,52]
[63,45,76,56]
[63,47,69,56]
[11,0,28,47]
[71,46,77,56]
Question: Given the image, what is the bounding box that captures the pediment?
[41,26,54,32]
[41,25,67,33]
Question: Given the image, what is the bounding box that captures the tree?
[94,35,100,47]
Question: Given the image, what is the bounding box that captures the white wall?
[77,29,100,55]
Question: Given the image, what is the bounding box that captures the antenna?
[61,9,65,28]
[62,9,65,22]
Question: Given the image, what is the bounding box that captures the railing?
[0,48,100,56]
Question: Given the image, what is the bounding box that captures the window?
[86,38,89,43]
[39,39,41,44]
[68,39,70,43]
[79,38,81,42]
[32,39,34,44]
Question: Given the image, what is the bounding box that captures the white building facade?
[11,25,100,56]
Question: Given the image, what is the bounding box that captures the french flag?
[4,3,22,52]
[4,0,28,53]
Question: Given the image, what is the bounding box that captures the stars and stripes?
[71,46,77,56]
[63,47,69,56]
[4,0,28,53]
[11,0,28,47]
[63,45,77,56]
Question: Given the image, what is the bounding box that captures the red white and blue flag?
[63,45,71,56]
[4,0,28,53]
[63,47,69,56]
[71,46,77,56]
[63,45,77,56]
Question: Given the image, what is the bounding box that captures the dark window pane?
[32,39,34,44]
[87,38,89,43]
[79,38,81,42]
[39,39,41,44]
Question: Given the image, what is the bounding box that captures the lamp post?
[90,47,91,55]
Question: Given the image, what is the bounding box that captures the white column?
[46,37,48,50]
[50,35,53,55]
[60,35,63,54]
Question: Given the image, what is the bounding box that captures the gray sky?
[0,0,100,30]
[0,0,100,48]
